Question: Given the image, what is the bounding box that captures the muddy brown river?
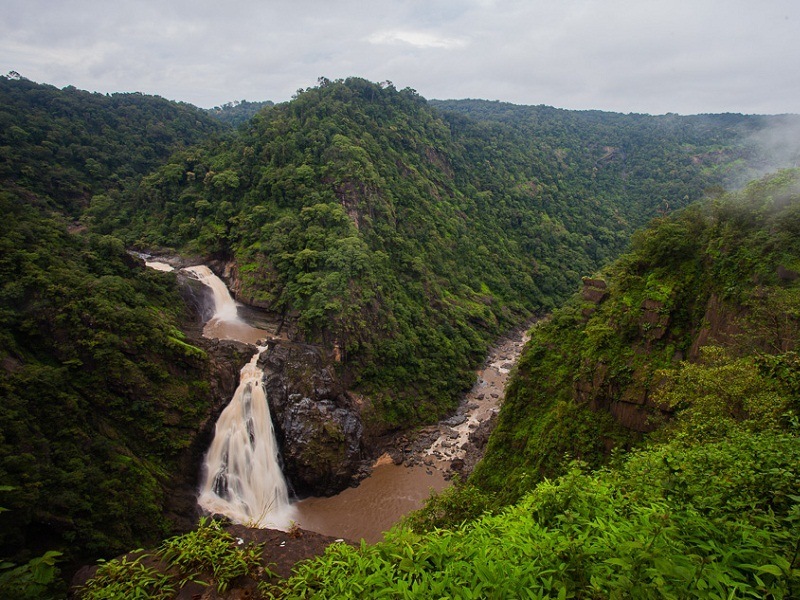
[145,259,528,542]
[294,462,448,543]
[293,326,529,542]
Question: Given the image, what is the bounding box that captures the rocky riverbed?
[291,321,533,543]
[378,322,532,479]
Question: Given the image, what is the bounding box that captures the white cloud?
[367,30,468,50]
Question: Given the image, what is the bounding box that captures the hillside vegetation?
[267,170,800,599]
[94,76,792,427]
[0,75,225,216]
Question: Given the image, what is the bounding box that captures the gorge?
[2,76,799,597]
[177,261,525,542]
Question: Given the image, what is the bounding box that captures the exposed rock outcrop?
[581,277,608,304]
[259,342,363,497]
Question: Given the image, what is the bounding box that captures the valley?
[0,74,798,598]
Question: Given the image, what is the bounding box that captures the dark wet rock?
[177,270,216,328]
[259,342,363,497]
[450,458,465,472]
[444,414,467,427]
[468,413,498,451]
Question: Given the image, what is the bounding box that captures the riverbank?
[380,322,532,477]
[291,322,533,543]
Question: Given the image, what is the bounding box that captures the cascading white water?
[184,265,268,346]
[197,349,295,528]
[185,265,295,529]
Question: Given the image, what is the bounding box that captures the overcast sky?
[2,0,799,115]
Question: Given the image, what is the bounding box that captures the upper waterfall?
[184,265,269,346]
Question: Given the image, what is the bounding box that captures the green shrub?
[81,518,275,598]
[79,553,174,600]
[159,517,270,593]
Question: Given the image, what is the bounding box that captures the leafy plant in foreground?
[80,518,275,598]
[79,553,175,600]
[158,517,270,593]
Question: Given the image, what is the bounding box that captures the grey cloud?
[1,0,798,114]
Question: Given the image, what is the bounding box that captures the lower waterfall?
[186,265,296,529]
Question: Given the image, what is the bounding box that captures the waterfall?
[183,265,268,346]
[184,265,239,323]
[185,265,295,529]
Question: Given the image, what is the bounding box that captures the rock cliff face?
[571,277,674,433]
[570,277,778,433]
[259,342,364,497]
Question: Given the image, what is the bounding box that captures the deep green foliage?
[3,74,800,589]
[80,518,273,599]
[0,549,63,600]
[0,76,227,565]
[401,477,497,533]
[158,518,271,593]
[96,77,790,427]
[273,172,800,600]
[431,100,800,193]
[474,169,800,502]
[0,191,213,563]
[79,553,176,600]
[0,75,224,215]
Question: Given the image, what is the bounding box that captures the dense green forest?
[431,99,799,190]
[92,76,794,427]
[0,193,212,556]
[1,74,799,596]
[265,169,800,598]
[0,75,225,216]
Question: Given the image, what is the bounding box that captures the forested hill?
[268,170,800,599]
[97,76,791,426]
[0,76,228,577]
[0,75,225,215]
[432,98,800,190]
